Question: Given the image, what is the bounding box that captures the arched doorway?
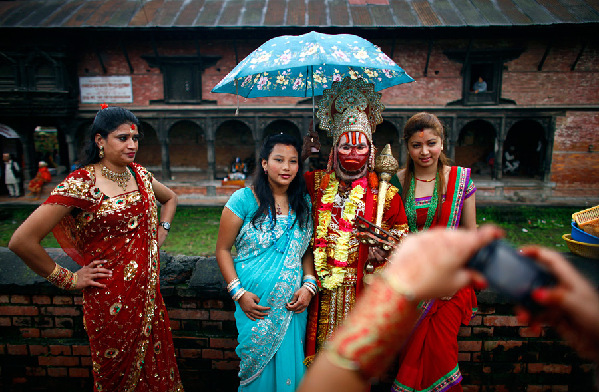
[455,120,496,178]
[262,120,301,142]
[167,121,208,178]
[503,120,546,178]
[215,120,254,179]
[135,122,160,169]
[373,120,400,164]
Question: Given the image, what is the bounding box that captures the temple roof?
[0,0,597,29]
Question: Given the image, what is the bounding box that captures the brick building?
[1,0,599,390]
[0,0,597,202]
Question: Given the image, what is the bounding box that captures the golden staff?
[374,144,399,232]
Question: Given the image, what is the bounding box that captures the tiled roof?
[0,0,597,29]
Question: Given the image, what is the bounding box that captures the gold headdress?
[317,76,384,144]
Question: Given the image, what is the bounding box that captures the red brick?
[483,340,524,351]
[50,345,72,356]
[0,316,10,326]
[12,316,32,326]
[179,349,202,358]
[168,309,209,320]
[202,349,223,359]
[42,307,80,316]
[38,356,80,367]
[210,338,238,349]
[72,345,90,356]
[0,294,9,303]
[47,368,68,378]
[203,299,225,309]
[25,366,47,377]
[74,297,83,306]
[180,299,197,309]
[0,344,5,355]
[469,315,482,326]
[32,295,52,305]
[69,368,90,378]
[10,295,31,304]
[462,386,480,392]
[53,296,74,305]
[457,340,481,352]
[475,306,495,315]
[0,305,39,316]
[55,317,75,328]
[458,327,471,337]
[210,310,235,321]
[224,350,239,360]
[527,363,572,374]
[213,360,240,370]
[484,315,526,327]
[41,328,73,338]
[7,344,28,356]
[457,352,471,362]
[81,357,92,366]
[519,326,542,338]
[170,320,181,330]
[29,345,49,356]
[21,328,40,338]
[472,327,493,336]
[12,377,27,384]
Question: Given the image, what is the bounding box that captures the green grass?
[477,206,577,251]
[0,205,584,256]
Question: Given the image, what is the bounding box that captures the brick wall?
[1,248,597,391]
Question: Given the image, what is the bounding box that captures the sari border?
[392,364,463,392]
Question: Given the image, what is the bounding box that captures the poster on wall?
[79,76,133,103]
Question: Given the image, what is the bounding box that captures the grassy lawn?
[0,205,584,256]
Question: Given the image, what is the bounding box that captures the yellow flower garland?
[314,173,367,290]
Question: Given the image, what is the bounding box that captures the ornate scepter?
[374,144,399,233]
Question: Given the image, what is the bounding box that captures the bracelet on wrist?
[45,263,78,290]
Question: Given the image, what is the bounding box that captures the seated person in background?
[27,161,52,200]
[228,156,247,180]
[504,146,520,175]
[473,76,487,93]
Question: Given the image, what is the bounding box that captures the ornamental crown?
[317,76,384,145]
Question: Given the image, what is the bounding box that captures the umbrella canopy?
[212,31,414,98]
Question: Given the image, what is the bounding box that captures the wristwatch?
[159,221,171,231]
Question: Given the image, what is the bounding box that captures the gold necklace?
[102,165,131,191]
[415,176,436,182]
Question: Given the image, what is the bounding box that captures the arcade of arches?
[1,112,555,193]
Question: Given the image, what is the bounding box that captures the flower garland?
[314,172,367,290]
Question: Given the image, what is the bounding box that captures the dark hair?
[251,133,309,229]
[80,106,141,166]
[402,112,449,219]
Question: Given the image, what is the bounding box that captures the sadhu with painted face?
[302,77,409,365]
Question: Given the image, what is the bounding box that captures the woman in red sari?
[390,112,477,392]
[9,106,183,392]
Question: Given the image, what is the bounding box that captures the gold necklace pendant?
[102,165,131,191]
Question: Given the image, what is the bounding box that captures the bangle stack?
[302,274,318,296]
[46,263,78,290]
[227,278,246,301]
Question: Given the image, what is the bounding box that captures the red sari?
[392,166,476,392]
[28,166,51,192]
[44,163,183,392]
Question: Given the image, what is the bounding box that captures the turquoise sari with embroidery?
[225,187,313,392]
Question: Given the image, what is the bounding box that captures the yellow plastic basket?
[562,234,599,259]
[572,205,599,227]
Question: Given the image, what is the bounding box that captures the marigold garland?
[314,172,367,290]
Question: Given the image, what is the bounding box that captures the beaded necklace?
[405,172,439,232]
[101,165,131,191]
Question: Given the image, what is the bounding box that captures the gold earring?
[99,146,104,159]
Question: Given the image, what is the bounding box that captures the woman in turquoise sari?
[216,133,315,391]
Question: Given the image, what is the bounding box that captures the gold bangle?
[46,263,78,290]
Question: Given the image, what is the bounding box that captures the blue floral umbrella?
[211,31,414,121]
